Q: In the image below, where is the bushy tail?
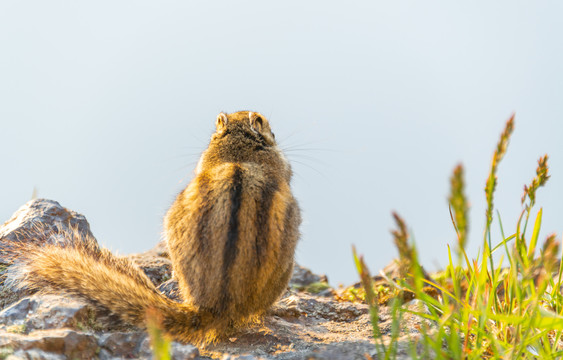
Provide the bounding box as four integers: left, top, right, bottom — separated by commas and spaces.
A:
6, 235, 220, 344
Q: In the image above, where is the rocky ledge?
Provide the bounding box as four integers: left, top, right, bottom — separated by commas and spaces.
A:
0, 200, 427, 360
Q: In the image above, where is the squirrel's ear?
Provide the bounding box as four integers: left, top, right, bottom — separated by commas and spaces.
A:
216, 113, 228, 132
249, 112, 264, 133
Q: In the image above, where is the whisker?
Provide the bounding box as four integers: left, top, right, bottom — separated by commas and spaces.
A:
282, 148, 338, 153
275, 118, 331, 145
276, 128, 302, 144
279, 138, 334, 151
161, 153, 202, 164
291, 170, 306, 183
178, 146, 206, 150
286, 154, 329, 167
290, 160, 328, 180
170, 164, 198, 186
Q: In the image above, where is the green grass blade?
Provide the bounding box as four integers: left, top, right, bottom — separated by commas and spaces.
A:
487, 308, 563, 331
492, 233, 516, 253
387, 298, 403, 360
496, 210, 516, 270
447, 244, 461, 300
146, 309, 171, 360
527, 208, 542, 261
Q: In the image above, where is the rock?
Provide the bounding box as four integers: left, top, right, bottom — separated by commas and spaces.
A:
127, 252, 173, 287
290, 264, 328, 288
221, 355, 261, 360
157, 278, 182, 302
0, 199, 96, 264
282, 342, 378, 360
272, 293, 368, 322
0, 285, 24, 318
170, 342, 199, 360
0, 295, 98, 332
0, 329, 98, 360
97, 331, 146, 359
288, 265, 335, 298
7, 349, 66, 360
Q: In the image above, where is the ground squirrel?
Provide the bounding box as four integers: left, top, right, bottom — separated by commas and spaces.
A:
7, 111, 301, 344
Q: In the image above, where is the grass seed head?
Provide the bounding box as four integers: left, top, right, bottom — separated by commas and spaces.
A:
485, 114, 515, 225
449, 164, 469, 255
522, 154, 550, 207
391, 212, 414, 278
540, 233, 559, 273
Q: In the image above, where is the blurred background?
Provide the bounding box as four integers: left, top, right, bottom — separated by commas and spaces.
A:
1, 1, 562, 286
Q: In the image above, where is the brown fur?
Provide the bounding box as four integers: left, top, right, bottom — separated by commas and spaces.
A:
7, 111, 301, 344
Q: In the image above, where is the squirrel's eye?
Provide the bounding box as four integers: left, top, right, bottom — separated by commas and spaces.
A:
272, 132, 276, 140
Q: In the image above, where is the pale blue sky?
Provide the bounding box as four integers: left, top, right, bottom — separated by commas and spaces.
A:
1, 1, 562, 285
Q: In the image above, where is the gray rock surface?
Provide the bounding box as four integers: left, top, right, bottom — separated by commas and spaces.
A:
0, 199, 96, 264
0, 199, 426, 359
0, 199, 94, 243
6, 349, 67, 360
0, 295, 96, 331
290, 264, 327, 287
0, 329, 99, 359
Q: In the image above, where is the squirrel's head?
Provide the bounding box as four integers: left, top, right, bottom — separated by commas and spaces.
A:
195, 111, 291, 179
213, 111, 276, 147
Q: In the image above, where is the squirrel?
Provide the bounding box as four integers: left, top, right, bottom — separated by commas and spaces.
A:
7, 111, 301, 344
